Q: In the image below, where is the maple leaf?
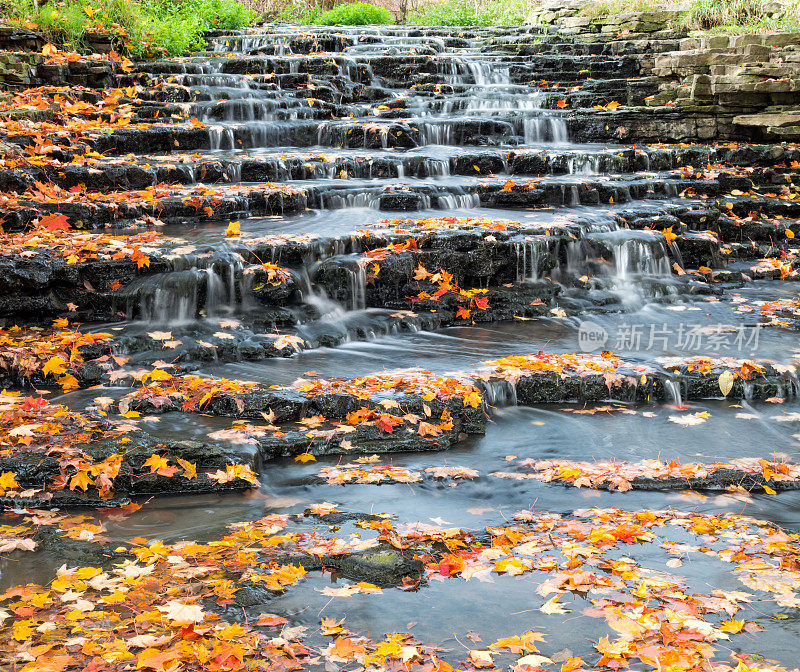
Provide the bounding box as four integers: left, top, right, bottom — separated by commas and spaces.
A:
518, 654, 554, 667
42, 355, 67, 377
719, 619, 745, 633
256, 614, 288, 627
539, 595, 570, 614
491, 631, 545, 654
69, 470, 94, 491
456, 306, 471, 320
557, 98, 568, 109
146, 368, 174, 382
295, 452, 316, 463
417, 421, 442, 437
39, 213, 70, 231
208, 464, 260, 486
661, 226, 678, 244
463, 390, 483, 408
136, 648, 180, 672
158, 600, 205, 625
413, 264, 431, 280
58, 373, 80, 391
147, 331, 173, 341
176, 458, 197, 479
469, 650, 494, 668
0, 472, 19, 494
226, 221, 241, 237
142, 454, 173, 476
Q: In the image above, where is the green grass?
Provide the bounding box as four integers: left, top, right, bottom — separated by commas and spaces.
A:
268, 0, 392, 23
312, 2, 393, 23
407, 0, 528, 26
2, 0, 258, 57
682, 0, 800, 33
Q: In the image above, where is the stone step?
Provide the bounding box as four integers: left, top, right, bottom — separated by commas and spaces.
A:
0, 205, 733, 331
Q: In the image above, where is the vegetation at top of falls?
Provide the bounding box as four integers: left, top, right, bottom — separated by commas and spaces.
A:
406, 0, 528, 25
2, 0, 258, 57
263, 0, 799, 31
303, 1, 394, 23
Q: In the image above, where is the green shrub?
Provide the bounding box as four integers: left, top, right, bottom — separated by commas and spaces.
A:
407, 0, 527, 26
315, 2, 393, 24
2, 0, 258, 57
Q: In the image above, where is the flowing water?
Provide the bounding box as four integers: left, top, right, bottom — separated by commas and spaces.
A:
5, 24, 800, 666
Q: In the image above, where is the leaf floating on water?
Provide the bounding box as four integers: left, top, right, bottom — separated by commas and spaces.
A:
539, 595, 570, 614
668, 411, 710, 427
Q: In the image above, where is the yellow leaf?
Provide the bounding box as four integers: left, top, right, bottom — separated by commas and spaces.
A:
463, 391, 482, 408
176, 458, 197, 480
69, 470, 94, 491
719, 370, 734, 397
0, 472, 19, 494
142, 454, 170, 474
720, 619, 745, 633
225, 221, 241, 237
661, 226, 678, 244
763, 485, 777, 495
42, 355, 67, 377
294, 452, 316, 463
58, 374, 80, 391
146, 369, 173, 382
786, 229, 795, 239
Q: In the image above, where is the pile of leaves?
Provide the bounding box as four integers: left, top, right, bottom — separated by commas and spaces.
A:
118, 373, 258, 415
658, 355, 766, 380
406, 265, 490, 320
1, 180, 306, 227
750, 254, 798, 281
0, 85, 139, 149
0, 321, 115, 388
0, 391, 137, 501
0, 224, 164, 268
0, 506, 467, 672
482, 351, 652, 380
0, 390, 259, 502
491, 457, 800, 493
370, 216, 529, 234
284, 368, 482, 407
317, 463, 422, 485
3, 497, 800, 670
417, 507, 800, 670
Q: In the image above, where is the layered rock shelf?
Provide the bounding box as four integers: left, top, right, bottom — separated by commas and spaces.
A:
0, 22, 798, 505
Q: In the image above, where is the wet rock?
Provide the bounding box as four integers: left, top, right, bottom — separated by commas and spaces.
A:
331, 543, 423, 587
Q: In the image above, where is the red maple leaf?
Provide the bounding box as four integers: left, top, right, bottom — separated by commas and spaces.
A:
38, 213, 70, 231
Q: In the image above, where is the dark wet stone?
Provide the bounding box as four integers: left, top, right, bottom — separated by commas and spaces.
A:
331, 543, 423, 587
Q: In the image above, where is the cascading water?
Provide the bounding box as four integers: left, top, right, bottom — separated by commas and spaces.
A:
118, 252, 249, 324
